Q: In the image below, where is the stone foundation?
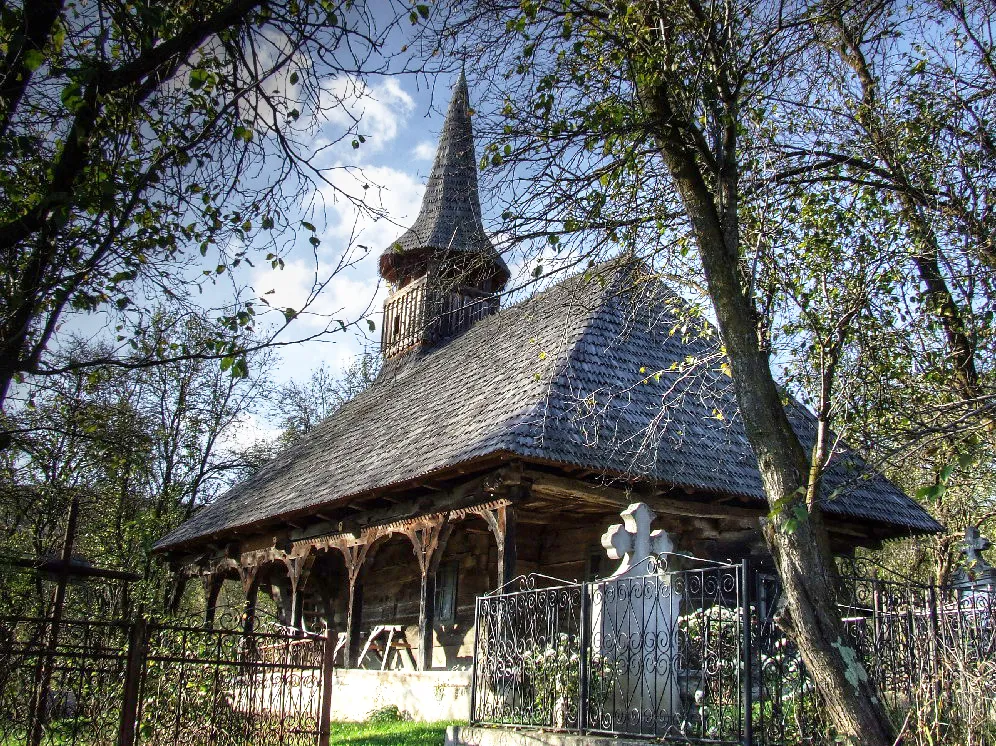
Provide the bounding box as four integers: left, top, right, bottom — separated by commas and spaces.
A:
446, 725, 656, 746
327, 669, 470, 722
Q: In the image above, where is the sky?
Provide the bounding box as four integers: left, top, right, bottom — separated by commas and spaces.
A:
250, 74, 447, 379
236, 65, 558, 391
217, 71, 545, 448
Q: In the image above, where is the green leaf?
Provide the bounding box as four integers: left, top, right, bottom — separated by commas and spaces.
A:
289, 71, 299, 85
367, 319, 376, 332
60, 82, 84, 112
189, 68, 209, 90
24, 49, 45, 72
283, 308, 297, 322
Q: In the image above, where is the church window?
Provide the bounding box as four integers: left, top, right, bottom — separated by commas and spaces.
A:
435, 560, 459, 623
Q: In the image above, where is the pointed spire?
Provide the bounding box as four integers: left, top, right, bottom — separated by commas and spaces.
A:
379, 73, 509, 290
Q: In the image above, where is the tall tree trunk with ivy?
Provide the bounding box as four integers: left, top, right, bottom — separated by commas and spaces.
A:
636, 70, 896, 744
444, 0, 902, 741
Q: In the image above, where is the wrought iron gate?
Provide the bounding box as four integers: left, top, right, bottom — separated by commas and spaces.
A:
470, 555, 996, 745
470, 556, 750, 743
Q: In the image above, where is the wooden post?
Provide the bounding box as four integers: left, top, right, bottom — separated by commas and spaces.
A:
498, 505, 517, 590
242, 578, 259, 637
203, 575, 222, 629
166, 573, 189, 614
345, 580, 363, 668
318, 626, 336, 746
474, 503, 517, 591
418, 569, 436, 671
405, 518, 452, 671
117, 616, 148, 746
332, 534, 382, 669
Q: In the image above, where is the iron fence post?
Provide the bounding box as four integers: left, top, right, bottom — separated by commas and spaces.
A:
927, 584, 943, 709
469, 596, 480, 724
741, 559, 753, 746
118, 615, 148, 746
318, 628, 335, 746
578, 580, 590, 735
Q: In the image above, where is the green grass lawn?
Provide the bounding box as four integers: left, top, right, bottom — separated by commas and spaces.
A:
326, 720, 461, 745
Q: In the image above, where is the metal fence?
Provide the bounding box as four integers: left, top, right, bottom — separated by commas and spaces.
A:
471, 555, 996, 745
0, 613, 333, 746
471, 557, 750, 743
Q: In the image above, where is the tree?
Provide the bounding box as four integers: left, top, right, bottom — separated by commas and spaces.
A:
775, 1, 994, 419
768, 1, 996, 587
0, 0, 422, 422
434, 0, 945, 741
271, 348, 380, 445
0, 317, 274, 616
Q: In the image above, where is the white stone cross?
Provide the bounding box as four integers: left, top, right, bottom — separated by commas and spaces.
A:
600, 503, 674, 577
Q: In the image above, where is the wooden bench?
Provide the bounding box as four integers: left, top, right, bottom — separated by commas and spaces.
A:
358, 625, 417, 670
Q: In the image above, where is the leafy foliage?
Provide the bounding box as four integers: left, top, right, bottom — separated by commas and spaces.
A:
0, 0, 417, 417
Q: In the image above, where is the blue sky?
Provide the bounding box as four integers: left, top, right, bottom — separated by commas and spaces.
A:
242, 69, 550, 385
249, 73, 439, 378
223, 71, 542, 445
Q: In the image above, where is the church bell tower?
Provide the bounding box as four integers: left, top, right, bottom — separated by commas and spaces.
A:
379, 73, 509, 359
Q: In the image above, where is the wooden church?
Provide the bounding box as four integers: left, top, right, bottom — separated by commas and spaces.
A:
154, 74, 941, 678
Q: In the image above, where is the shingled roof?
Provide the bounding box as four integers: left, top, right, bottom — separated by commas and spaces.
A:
156, 263, 941, 552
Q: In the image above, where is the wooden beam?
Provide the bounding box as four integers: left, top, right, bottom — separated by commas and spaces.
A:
289, 470, 508, 543
525, 471, 763, 520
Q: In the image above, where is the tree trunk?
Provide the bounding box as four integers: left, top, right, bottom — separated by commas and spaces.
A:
641, 79, 897, 745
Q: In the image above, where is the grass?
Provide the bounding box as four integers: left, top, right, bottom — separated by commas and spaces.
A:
326, 720, 462, 745
0, 720, 464, 746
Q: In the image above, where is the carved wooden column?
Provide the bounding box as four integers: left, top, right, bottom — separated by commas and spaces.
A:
239, 566, 260, 636
335, 536, 379, 668
404, 518, 454, 671
270, 575, 293, 627
345, 580, 363, 667
203, 574, 224, 629
475, 503, 517, 590
166, 572, 189, 614
284, 554, 315, 633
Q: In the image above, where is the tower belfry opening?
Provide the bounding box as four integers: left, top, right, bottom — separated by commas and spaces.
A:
379, 73, 509, 359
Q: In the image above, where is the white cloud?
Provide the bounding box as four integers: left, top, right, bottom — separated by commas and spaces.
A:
250, 164, 424, 337
315, 76, 414, 155
250, 254, 382, 332
412, 140, 436, 160
317, 164, 424, 252
218, 412, 282, 453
